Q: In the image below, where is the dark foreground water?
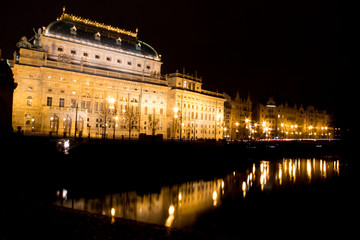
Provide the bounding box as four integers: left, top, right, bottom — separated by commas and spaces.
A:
1, 137, 357, 238
55, 156, 354, 236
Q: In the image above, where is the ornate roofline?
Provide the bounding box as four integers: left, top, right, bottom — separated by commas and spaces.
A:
58, 10, 138, 39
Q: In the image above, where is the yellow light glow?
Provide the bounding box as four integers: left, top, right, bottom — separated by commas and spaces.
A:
59, 12, 138, 38
168, 205, 175, 215
212, 191, 217, 201
111, 208, 115, 217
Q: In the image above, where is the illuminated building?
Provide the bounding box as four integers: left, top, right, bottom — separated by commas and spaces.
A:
256, 98, 331, 139
167, 71, 226, 140
10, 10, 225, 139
224, 92, 252, 140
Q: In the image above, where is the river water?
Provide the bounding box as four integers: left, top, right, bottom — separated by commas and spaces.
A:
55, 156, 351, 234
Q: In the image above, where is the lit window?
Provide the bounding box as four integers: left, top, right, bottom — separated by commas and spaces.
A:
95, 32, 101, 41
71, 26, 77, 35
183, 81, 187, 89
116, 37, 122, 45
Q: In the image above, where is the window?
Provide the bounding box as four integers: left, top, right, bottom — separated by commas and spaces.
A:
146, 65, 151, 70
83, 52, 88, 57
127, 61, 132, 65
47, 97, 52, 106
95, 32, 101, 41
71, 99, 77, 108
137, 63, 141, 68
116, 37, 122, 45
117, 59, 122, 63
57, 47, 63, 52
59, 98, 65, 107
71, 50, 76, 55
94, 102, 98, 112
183, 81, 187, 89
27, 96, 32, 106
106, 57, 111, 61
95, 55, 100, 59
71, 26, 77, 35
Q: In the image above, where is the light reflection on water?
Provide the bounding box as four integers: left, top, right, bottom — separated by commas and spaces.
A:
56, 158, 341, 228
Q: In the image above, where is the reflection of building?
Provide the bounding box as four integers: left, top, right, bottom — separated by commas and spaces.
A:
256, 98, 331, 139
60, 178, 223, 228
10, 10, 225, 139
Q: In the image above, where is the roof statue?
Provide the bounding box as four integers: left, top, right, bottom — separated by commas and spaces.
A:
16, 28, 43, 49
16, 36, 32, 48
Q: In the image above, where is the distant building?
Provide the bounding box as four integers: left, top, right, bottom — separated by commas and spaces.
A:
10, 10, 225, 139
256, 97, 331, 139
224, 92, 252, 140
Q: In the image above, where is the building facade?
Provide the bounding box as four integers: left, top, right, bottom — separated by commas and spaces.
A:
256, 98, 331, 139
167, 71, 226, 140
224, 92, 252, 140
10, 11, 225, 140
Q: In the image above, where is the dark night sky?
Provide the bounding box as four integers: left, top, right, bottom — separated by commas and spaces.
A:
0, 0, 356, 129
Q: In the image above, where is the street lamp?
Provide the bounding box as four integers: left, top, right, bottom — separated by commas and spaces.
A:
308, 125, 313, 139
113, 116, 118, 139
234, 122, 239, 141
173, 107, 179, 140
103, 96, 115, 139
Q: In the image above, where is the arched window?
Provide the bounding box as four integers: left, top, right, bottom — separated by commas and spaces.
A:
77, 117, 84, 134
63, 116, 71, 135
50, 115, 59, 134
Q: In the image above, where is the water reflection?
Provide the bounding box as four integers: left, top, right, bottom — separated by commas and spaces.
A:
56, 158, 341, 228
